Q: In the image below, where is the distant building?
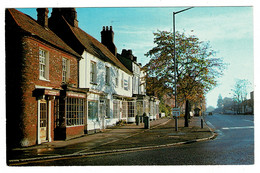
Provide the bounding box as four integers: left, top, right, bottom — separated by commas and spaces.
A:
117, 49, 158, 121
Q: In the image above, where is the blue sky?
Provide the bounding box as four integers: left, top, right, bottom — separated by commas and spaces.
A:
16, 6, 254, 108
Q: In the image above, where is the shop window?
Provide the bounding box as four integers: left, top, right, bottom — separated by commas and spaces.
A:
88, 100, 98, 121
128, 101, 136, 117
106, 99, 110, 118
122, 101, 127, 118
137, 101, 143, 116
113, 100, 120, 118
66, 97, 84, 126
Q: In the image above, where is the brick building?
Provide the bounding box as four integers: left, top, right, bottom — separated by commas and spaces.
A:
6, 8, 86, 147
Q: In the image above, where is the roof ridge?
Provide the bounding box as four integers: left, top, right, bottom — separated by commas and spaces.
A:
8, 8, 81, 58
66, 23, 132, 74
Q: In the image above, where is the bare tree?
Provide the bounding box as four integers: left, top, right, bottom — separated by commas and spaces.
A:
231, 79, 251, 114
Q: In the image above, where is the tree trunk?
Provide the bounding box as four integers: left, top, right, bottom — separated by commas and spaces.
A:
184, 100, 189, 127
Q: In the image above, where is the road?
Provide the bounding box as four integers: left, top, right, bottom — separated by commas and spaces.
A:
15, 114, 254, 165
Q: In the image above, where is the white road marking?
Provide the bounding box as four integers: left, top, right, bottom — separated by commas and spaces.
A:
243, 119, 254, 122
222, 126, 254, 130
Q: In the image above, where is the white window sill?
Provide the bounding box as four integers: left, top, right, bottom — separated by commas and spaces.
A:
39, 77, 50, 82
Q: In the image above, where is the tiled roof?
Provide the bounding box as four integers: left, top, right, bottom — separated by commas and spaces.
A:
7, 8, 81, 58
63, 18, 132, 74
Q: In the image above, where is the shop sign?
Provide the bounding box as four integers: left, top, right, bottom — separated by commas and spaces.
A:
67, 92, 86, 98
44, 89, 60, 96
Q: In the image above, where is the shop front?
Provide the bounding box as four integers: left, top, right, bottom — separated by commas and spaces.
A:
33, 88, 60, 144
55, 88, 87, 140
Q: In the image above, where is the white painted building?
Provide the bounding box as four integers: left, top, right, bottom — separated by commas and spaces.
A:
49, 9, 135, 133
79, 50, 133, 132
49, 8, 160, 135
117, 49, 160, 121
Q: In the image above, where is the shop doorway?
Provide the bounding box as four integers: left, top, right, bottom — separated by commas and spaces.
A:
39, 100, 48, 142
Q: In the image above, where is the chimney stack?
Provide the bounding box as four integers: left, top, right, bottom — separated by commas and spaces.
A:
121, 49, 137, 62
101, 26, 117, 56
50, 8, 78, 27
37, 8, 49, 28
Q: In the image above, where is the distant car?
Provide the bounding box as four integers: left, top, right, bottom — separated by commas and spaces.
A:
208, 112, 213, 115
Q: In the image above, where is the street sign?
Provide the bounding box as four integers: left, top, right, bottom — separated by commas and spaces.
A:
172, 108, 180, 117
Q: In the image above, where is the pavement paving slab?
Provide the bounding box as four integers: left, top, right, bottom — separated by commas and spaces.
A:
7, 116, 215, 164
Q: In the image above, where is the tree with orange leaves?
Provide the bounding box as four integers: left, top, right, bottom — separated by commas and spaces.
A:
144, 30, 226, 125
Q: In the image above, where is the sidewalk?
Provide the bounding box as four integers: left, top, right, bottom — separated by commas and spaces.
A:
8, 117, 216, 164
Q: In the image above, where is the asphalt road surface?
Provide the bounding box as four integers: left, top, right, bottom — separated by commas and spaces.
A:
18, 114, 254, 165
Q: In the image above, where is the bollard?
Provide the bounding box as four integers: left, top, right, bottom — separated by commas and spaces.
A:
142, 112, 147, 123
201, 118, 204, 128
175, 116, 178, 131
144, 115, 150, 129
136, 115, 139, 125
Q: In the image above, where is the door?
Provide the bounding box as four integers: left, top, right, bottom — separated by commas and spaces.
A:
40, 100, 48, 142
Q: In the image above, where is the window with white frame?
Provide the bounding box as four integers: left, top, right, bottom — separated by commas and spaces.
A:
106, 99, 110, 118
115, 69, 119, 87
40, 100, 47, 127
121, 73, 124, 88
62, 58, 70, 82
39, 49, 49, 80
122, 101, 128, 118
88, 100, 98, 121
90, 61, 97, 84
113, 100, 120, 118
66, 97, 84, 126
105, 66, 110, 85
128, 76, 131, 91
128, 101, 136, 117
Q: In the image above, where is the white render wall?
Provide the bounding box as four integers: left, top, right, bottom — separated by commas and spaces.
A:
79, 51, 132, 97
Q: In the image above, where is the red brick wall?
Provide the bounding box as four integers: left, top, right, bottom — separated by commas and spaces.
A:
65, 126, 85, 140
20, 36, 79, 146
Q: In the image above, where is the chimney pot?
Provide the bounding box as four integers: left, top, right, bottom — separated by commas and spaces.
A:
101, 26, 117, 56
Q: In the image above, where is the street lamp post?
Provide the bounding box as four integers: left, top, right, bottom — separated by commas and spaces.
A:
173, 7, 193, 131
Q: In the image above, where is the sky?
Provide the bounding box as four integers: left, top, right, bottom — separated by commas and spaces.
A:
10, 2, 255, 108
